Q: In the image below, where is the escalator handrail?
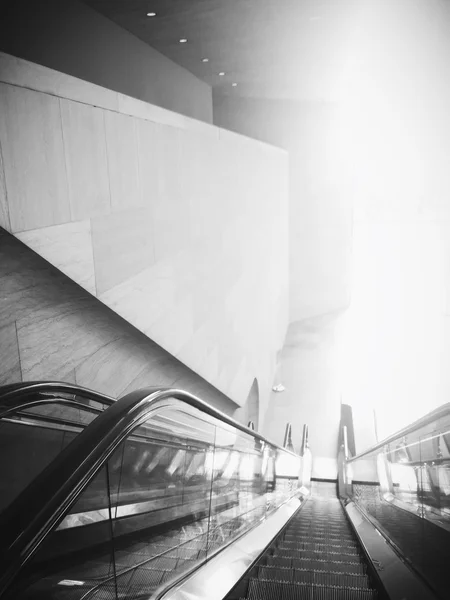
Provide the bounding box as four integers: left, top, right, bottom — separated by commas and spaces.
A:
0, 381, 115, 409
346, 401, 450, 463
0, 385, 299, 597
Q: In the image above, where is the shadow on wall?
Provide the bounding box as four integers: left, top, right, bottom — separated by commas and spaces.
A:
0, 228, 237, 414
233, 378, 259, 430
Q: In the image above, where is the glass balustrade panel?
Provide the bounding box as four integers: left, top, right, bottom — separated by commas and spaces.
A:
8, 398, 301, 600
0, 394, 107, 514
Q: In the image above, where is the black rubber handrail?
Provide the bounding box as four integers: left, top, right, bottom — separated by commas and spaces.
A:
347, 402, 450, 463
0, 381, 115, 409
0, 385, 299, 598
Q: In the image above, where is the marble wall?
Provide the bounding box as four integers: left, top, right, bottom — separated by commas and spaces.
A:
0, 228, 237, 415
0, 52, 289, 424
213, 95, 353, 324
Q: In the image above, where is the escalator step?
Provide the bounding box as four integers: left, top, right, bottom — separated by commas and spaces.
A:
310, 587, 378, 600
278, 550, 361, 562
327, 550, 361, 561
289, 558, 328, 570
285, 529, 354, 539
294, 511, 343, 515
291, 558, 366, 574
292, 570, 314, 584
279, 542, 359, 553
288, 529, 351, 539
277, 550, 320, 560
289, 525, 350, 533
284, 531, 354, 540
266, 556, 292, 568
259, 566, 293, 582
275, 550, 363, 563
274, 548, 363, 563
293, 570, 370, 589
291, 537, 356, 546
247, 579, 312, 600
247, 579, 378, 600
296, 512, 343, 516
295, 510, 343, 515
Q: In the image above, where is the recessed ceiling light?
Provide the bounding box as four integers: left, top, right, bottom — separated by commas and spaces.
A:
219, 72, 225, 76
202, 58, 209, 63
232, 83, 238, 87
146, 12, 156, 17
179, 38, 188, 43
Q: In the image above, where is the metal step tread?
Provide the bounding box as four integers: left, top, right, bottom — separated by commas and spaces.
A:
288, 525, 352, 533
284, 530, 355, 538
265, 556, 367, 574
274, 550, 365, 563
258, 566, 371, 587
247, 578, 378, 599
276, 550, 361, 560
284, 525, 354, 532
279, 541, 360, 552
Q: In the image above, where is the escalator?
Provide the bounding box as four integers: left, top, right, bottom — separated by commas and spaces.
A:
1, 382, 448, 600
0, 382, 302, 600
226, 481, 379, 600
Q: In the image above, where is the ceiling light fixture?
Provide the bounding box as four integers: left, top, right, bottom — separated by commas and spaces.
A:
202, 58, 209, 63
179, 38, 188, 43
272, 384, 285, 392
232, 82, 237, 87
219, 72, 225, 76
146, 12, 156, 17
